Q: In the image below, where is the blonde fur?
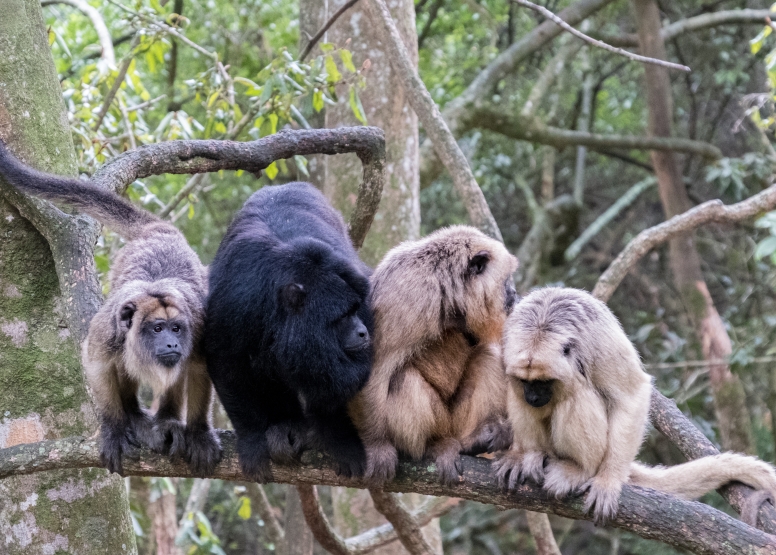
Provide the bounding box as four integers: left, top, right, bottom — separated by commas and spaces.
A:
497, 287, 776, 522
351, 226, 519, 484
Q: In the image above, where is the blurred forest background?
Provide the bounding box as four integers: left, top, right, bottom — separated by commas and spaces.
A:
32, 0, 776, 553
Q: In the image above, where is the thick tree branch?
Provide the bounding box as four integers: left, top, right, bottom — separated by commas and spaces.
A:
42, 0, 116, 65
365, 0, 502, 241
525, 510, 562, 555
601, 9, 773, 48
89, 127, 385, 249
511, 0, 690, 72
2, 432, 776, 555
244, 482, 286, 545
650, 391, 776, 535
592, 182, 776, 302
298, 485, 352, 555
369, 490, 435, 555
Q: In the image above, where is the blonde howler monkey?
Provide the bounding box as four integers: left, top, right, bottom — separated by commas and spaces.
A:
497, 287, 776, 522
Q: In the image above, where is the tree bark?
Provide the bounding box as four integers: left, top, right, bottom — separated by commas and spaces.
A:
282, 488, 314, 555
631, 0, 754, 454
0, 1, 136, 553
149, 481, 183, 555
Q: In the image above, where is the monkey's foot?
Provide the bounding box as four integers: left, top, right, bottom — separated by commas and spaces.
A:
365, 442, 398, 485
149, 417, 186, 459
328, 439, 367, 479
493, 450, 545, 489
428, 438, 463, 486
543, 458, 590, 499
461, 417, 513, 455
237, 435, 273, 483
100, 420, 140, 476
266, 421, 306, 465
583, 476, 622, 524
185, 426, 222, 477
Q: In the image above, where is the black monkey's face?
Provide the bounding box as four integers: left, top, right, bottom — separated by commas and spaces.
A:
143, 318, 187, 367
335, 309, 370, 353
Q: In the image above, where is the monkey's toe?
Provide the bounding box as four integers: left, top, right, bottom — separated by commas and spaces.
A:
436, 456, 463, 486
267, 422, 305, 465
365, 443, 398, 485
584, 479, 621, 524
150, 418, 186, 459
186, 427, 222, 477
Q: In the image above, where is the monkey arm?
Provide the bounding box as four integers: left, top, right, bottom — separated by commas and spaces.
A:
584, 379, 652, 522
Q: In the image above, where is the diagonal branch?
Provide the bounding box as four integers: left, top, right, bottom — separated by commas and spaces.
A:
510, 0, 690, 72
2, 433, 776, 555
368, 490, 436, 555
244, 482, 285, 545
592, 182, 776, 302
299, 0, 363, 61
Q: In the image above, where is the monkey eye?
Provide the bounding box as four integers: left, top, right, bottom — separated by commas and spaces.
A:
171, 325, 180, 333
562, 343, 572, 356
153, 325, 163, 333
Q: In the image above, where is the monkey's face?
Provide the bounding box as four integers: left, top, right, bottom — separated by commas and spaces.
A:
120, 291, 194, 386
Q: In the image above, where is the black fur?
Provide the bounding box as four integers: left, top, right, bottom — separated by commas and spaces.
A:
205, 182, 373, 481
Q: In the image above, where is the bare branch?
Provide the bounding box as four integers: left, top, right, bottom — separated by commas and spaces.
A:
42, 0, 116, 65
592, 183, 776, 302
525, 511, 562, 555
472, 108, 722, 159
297, 485, 352, 555
365, 0, 502, 241
179, 478, 212, 526
601, 9, 773, 48
244, 482, 286, 545
510, 0, 689, 72
2, 433, 776, 554
565, 176, 657, 261
87, 127, 385, 249
369, 491, 436, 555
299, 0, 363, 61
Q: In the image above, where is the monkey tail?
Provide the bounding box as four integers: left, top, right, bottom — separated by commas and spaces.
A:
629, 453, 776, 500
0, 141, 158, 240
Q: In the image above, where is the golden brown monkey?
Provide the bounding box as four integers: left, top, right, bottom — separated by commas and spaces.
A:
497, 287, 776, 522
0, 141, 221, 476
351, 226, 519, 484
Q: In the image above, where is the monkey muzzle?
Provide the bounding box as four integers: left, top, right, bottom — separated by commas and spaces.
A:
522, 379, 554, 408
154, 329, 183, 367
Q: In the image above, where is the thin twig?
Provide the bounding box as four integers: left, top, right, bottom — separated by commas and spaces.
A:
643, 356, 776, 371
525, 511, 562, 555
42, 0, 116, 65
593, 182, 776, 302
126, 94, 167, 112
510, 0, 691, 72
93, 34, 140, 131
299, 0, 363, 61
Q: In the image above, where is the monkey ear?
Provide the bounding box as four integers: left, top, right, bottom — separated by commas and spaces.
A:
119, 302, 136, 330
468, 251, 491, 276
281, 283, 306, 312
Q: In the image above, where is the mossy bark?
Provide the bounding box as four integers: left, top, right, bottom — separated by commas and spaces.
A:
0, 1, 136, 552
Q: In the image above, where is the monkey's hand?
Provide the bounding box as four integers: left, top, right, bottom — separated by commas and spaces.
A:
185, 426, 222, 477
100, 419, 141, 476
493, 450, 545, 489
543, 458, 590, 499
328, 440, 367, 479
583, 476, 622, 524
266, 421, 306, 465
149, 417, 186, 460
365, 442, 398, 485
428, 438, 464, 486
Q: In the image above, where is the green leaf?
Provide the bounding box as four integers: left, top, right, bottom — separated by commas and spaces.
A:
755, 236, 776, 260
319, 42, 335, 53
750, 26, 772, 54
265, 161, 279, 180
349, 85, 367, 124
268, 112, 278, 135
325, 55, 342, 83
294, 155, 309, 177
238, 497, 251, 520
207, 92, 220, 108
339, 49, 356, 72
313, 89, 324, 113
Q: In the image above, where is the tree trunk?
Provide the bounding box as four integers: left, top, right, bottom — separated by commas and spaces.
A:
313, 0, 420, 265
281, 488, 314, 555
632, 0, 754, 453
149, 481, 182, 555
0, 1, 137, 553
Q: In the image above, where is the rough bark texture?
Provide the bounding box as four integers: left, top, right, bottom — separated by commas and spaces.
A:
313, 0, 420, 265
282, 488, 314, 555
4, 434, 776, 555
632, 0, 754, 455
149, 482, 183, 555
0, 1, 136, 553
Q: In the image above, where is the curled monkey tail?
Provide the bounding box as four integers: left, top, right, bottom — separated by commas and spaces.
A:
0, 140, 157, 240
629, 453, 776, 500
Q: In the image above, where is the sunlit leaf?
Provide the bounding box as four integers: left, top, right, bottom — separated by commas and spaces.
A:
313, 89, 324, 112
265, 161, 279, 179
339, 49, 356, 72
325, 55, 342, 83
349, 85, 367, 124
237, 497, 251, 520
319, 42, 335, 53
755, 236, 776, 260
